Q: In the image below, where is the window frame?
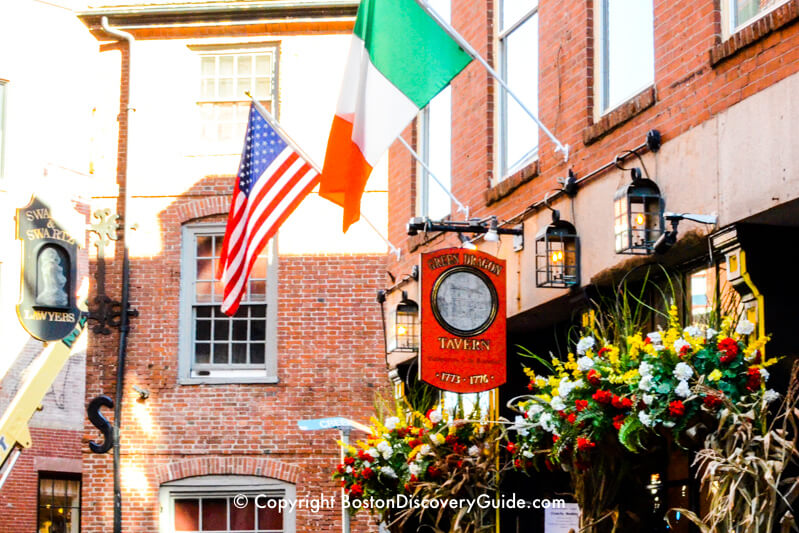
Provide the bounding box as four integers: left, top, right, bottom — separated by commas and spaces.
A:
159, 475, 295, 533
190, 43, 280, 154
37, 473, 81, 533
178, 223, 278, 385
593, 0, 655, 117
497, 0, 540, 179
0, 80, 7, 181
724, 0, 790, 37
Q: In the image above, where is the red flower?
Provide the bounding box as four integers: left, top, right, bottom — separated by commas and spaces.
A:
513, 458, 522, 468
718, 338, 739, 363
586, 369, 601, 386
408, 438, 422, 448
598, 347, 611, 358
344, 456, 355, 466
336, 464, 346, 474
566, 413, 577, 425
427, 465, 442, 478
612, 414, 626, 430
506, 442, 517, 454
703, 393, 723, 409
527, 381, 535, 391
592, 390, 612, 404
349, 483, 363, 497
668, 400, 686, 417
445, 434, 459, 445
746, 367, 762, 391
679, 345, 691, 358
457, 460, 464, 468
357, 449, 374, 462
751, 350, 762, 364
576, 437, 595, 453
452, 443, 467, 455
552, 435, 559, 444
544, 458, 556, 471
644, 337, 652, 345
361, 467, 374, 480
575, 399, 588, 412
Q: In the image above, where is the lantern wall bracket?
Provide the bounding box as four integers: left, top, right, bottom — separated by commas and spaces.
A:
654, 212, 719, 254
407, 216, 523, 238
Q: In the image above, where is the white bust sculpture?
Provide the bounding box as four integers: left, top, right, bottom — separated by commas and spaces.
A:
38, 247, 68, 307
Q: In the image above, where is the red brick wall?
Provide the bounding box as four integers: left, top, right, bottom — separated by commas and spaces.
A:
0, 428, 83, 532
386, 0, 799, 276
83, 220, 387, 532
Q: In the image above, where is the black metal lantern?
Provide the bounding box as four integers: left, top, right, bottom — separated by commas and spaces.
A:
394, 292, 419, 352
614, 169, 664, 255
535, 212, 580, 288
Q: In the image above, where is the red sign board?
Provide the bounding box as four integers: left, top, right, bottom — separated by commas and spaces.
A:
420, 248, 506, 393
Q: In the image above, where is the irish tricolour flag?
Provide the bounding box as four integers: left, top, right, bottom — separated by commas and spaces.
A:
320, 0, 472, 231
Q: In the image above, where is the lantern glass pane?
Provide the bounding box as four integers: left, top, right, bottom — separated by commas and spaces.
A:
395, 305, 419, 351
614, 196, 629, 252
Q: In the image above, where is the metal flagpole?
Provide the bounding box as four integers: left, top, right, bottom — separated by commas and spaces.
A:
413, 0, 570, 162
396, 136, 470, 220
245, 93, 402, 259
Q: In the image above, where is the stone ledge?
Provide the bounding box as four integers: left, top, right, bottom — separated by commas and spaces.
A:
710, 1, 799, 66
583, 86, 657, 146
485, 160, 539, 206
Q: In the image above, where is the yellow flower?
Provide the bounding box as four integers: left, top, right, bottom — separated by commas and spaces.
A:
535, 377, 548, 388
536, 394, 552, 403
708, 369, 723, 381
622, 369, 640, 384
431, 433, 445, 445
523, 367, 536, 379
548, 376, 560, 388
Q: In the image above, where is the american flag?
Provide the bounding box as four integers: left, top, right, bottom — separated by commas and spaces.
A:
218, 103, 319, 315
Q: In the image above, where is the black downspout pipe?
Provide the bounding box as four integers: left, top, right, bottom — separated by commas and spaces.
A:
100, 16, 134, 533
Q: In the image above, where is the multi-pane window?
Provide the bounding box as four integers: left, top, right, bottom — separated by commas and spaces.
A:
180, 225, 277, 382
38, 475, 80, 533
173, 495, 284, 532
418, 0, 452, 221
498, 0, 539, 177
729, 0, 788, 32
596, 0, 655, 113
197, 48, 277, 148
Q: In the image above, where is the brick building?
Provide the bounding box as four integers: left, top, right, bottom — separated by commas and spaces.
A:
380, 0, 799, 530
72, 1, 390, 532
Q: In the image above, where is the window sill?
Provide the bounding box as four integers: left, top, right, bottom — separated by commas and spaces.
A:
710, 1, 799, 66
180, 376, 279, 386
583, 86, 657, 146
485, 160, 539, 206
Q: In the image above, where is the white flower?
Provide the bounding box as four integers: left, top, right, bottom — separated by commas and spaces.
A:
706, 327, 718, 340
408, 462, 422, 476
761, 368, 770, 382
638, 411, 654, 427
419, 444, 432, 456
642, 393, 655, 406
559, 378, 576, 398
526, 403, 544, 418
468, 445, 480, 457
639, 361, 653, 378
366, 448, 378, 459
522, 450, 534, 458
511, 415, 530, 436
550, 396, 566, 411
362, 461, 371, 468
576, 336, 596, 355
675, 380, 691, 398
673, 338, 691, 354
345, 466, 353, 473
538, 412, 556, 433
384, 416, 400, 430
381, 466, 397, 478
662, 421, 676, 428
646, 331, 662, 345
673, 362, 694, 381
653, 344, 665, 352
577, 356, 594, 372
764, 389, 780, 404
428, 410, 443, 424
684, 325, 702, 338
377, 441, 393, 460
735, 319, 755, 336
638, 375, 654, 391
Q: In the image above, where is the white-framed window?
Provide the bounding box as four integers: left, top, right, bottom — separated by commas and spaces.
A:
498, 0, 539, 178
193, 45, 278, 152
442, 391, 491, 420
159, 475, 295, 533
726, 0, 789, 35
417, 0, 452, 221
179, 224, 278, 384
595, 0, 655, 114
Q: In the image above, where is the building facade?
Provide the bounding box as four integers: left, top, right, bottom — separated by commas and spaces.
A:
383, 0, 799, 530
